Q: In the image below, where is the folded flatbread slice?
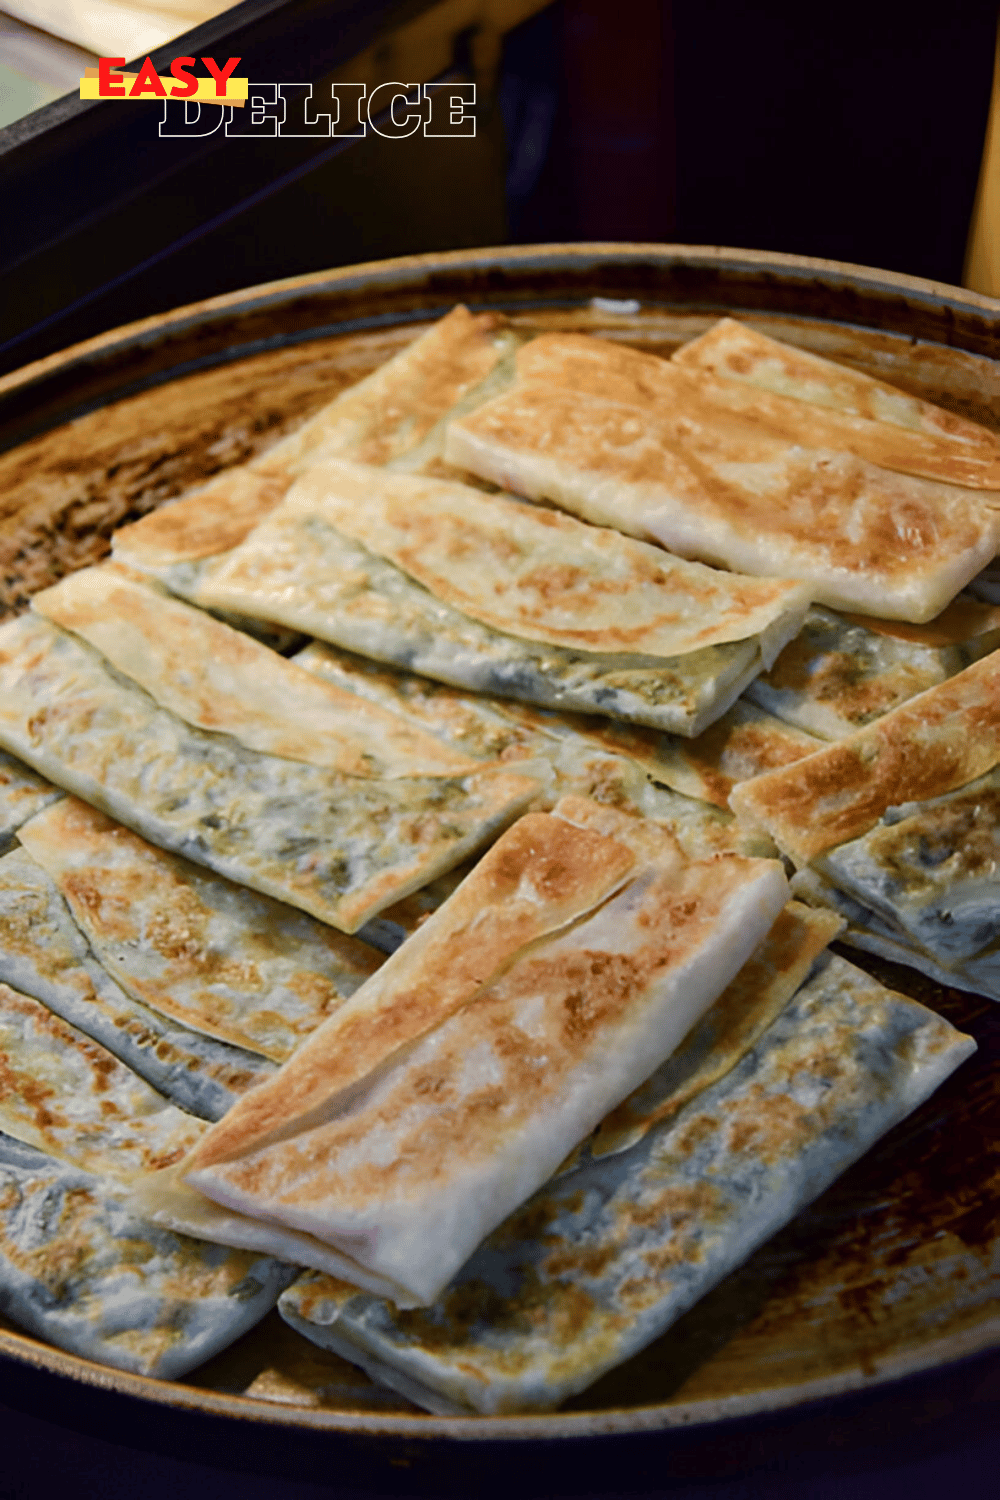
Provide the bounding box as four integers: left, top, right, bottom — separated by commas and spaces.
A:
17, 798, 383, 1063
729, 649, 1000, 865
293, 640, 774, 850
0, 1132, 295, 1380
193, 464, 809, 736
790, 868, 1000, 1003
747, 601, 1000, 740
445, 334, 1000, 621
176, 809, 642, 1169
170, 807, 787, 1306
673, 318, 1000, 468
0, 611, 536, 933
32, 565, 481, 780
0, 845, 274, 1120
277, 952, 974, 1415
281, 462, 811, 660
0, 747, 61, 856
250, 305, 521, 480
809, 766, 1000, 967
0, 982, 206, 1180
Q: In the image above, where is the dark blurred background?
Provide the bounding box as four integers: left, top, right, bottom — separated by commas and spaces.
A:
1, 0, 997, 375
506, 0, 996, 285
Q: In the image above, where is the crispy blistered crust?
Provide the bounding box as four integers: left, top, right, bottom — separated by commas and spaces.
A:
588, 900, 843, 1158
448, 335, 1000, 621
673, 319, 1000, 465
250, 306, 514, 478
275, 460, 811, 659
182, 810, 638, 1171
524, 332, 1000, 490
32, 565, 479, 779
729, 649, 1000, 863
112, 469, 292, 568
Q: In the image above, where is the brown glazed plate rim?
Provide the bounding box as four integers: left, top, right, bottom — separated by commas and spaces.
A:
3, 1314, 1000, 1441
2, 242, 1000, 1442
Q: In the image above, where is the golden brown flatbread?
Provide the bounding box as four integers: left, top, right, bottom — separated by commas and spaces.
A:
445, 333, 1000, 620
729, 649, 1000, 863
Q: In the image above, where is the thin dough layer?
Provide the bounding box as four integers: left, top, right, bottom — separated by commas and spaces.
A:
0, 611, 537, 933
729, 649, 1000, 865
446, 333, 1000, 621
278, 953, 974, 1414
17, 798, 383, 1063
169, 805, 788, 1306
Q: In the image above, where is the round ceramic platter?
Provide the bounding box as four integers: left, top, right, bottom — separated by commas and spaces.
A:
1, 243, 1000, 1448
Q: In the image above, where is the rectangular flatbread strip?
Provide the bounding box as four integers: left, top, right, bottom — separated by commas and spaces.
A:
131, 810, 648, 1309
746, 601, 1000, 741
178, 810, 643, 1170
0, 845, 274, 1120
0, 982, 206, 1181
0, 611, 536, 933
790, 868, 1000, 1003
729, 648, 1000, 865
277, 953, 974, 1415
672, 318, 1000, 466
31, 564, 482, 781
193, 474, 800, 738
249, 305, 521, 479
18, 798, 384, 1063
812, 767, 1000, 967
293, 640, 773, 850
445, 334, 1000, 621
0, 1132, 295, 1381
274, 462, 813, 661
180, 811, 788, 1306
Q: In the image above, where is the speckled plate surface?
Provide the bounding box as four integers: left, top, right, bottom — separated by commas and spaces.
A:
1, 244, 1000, 1448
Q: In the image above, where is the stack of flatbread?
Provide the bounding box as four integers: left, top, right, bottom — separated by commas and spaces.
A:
0, 792, 389, 1375
0, 304, 991, 1408
133, 801, 790, 1306
445, 319, 1000, 620
279, 931, 973, 1414
732, 650, 1000, 1001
